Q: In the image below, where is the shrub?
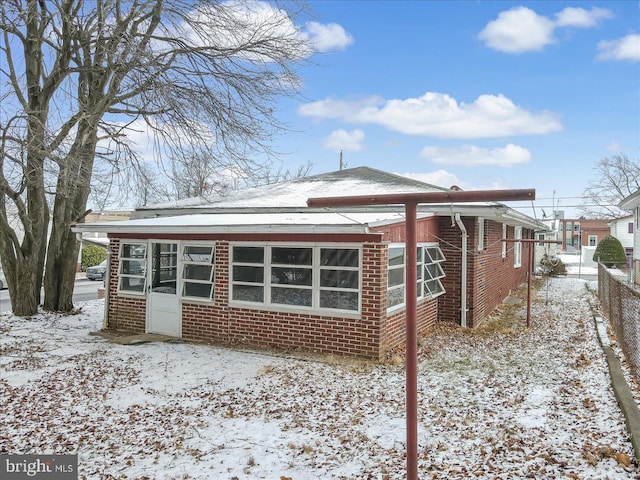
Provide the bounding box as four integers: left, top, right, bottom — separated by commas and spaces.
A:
81, 245, 107, 271
592, 235, 627, 268
539, 254, 567, 276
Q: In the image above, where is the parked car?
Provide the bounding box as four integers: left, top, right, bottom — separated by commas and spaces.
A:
86, 260, 108, 281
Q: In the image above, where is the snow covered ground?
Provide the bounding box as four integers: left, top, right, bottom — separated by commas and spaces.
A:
0, 277, 637, 479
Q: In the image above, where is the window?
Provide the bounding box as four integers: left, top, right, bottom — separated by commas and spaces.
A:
422, 246, 446, 298
232, 246, 265, 303
502, 224, 507, 258
629, 222, 634, 234
574, 223, 580, 233
588, 235, 597, 247
386, 243, 446, 312
477, 217, 485, 251
387, 246, 405, 308
182, 244, 215, 300
319, 248, 360, 311
119, 242, 147, 293
514, 227, 522, 268
150, 243, 178, 294
230, 245, 360, 313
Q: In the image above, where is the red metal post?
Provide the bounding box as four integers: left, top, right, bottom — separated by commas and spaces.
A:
405, 201, 418, 480
527, 243, 533, 328
308, 188, 537, 480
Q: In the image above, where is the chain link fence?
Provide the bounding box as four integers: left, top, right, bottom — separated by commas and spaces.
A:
598, 263, 640, 382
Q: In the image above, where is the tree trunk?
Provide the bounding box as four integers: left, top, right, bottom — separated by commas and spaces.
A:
43, 123, 97, 312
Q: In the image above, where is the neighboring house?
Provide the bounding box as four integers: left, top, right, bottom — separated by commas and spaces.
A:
608, 215, 635, 258
559, 218, 609, 250
619, 190, 640, 285
72, 167, 546, 358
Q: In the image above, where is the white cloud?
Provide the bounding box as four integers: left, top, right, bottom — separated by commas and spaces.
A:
157, 1, 352, 61
554, 7, 613, 28
419, 143, 532, 167
322, 129, 365, 152
304, 22, 354, 53
597, 34, 640, 62
478, 7, 555, 53
299, 92, 562, 139
478, 6, 613, 53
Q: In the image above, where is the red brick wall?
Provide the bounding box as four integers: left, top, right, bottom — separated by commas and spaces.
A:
438, 217, 531, 328
105, 234, 441, 358
182, 242, 387, 357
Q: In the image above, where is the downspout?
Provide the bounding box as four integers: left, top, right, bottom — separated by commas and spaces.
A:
454, 214, 468, 328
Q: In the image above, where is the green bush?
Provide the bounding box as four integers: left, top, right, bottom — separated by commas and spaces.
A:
81, 245, 107, 271
592, 235, 627, 268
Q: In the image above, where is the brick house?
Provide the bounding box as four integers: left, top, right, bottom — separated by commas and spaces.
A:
559, 218, 610, 250
73, 167, 544, 358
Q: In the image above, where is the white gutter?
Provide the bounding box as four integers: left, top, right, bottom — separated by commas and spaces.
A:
454, 213, 468, 328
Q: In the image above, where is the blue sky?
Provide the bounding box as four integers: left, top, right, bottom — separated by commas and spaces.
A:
273, 1, 639, 219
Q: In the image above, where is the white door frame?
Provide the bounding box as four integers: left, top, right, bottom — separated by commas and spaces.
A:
146, 240, 181, 337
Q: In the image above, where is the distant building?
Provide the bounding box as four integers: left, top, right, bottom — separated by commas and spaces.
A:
559, 218, 609, 251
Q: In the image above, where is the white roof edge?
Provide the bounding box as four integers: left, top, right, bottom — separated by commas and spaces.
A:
620, 190, 640, 209
71, 224, 373, 235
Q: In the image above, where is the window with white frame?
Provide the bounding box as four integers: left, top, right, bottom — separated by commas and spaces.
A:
502, 223, 507, 258
477, 218, 488, 251
477, 217, 484, 250
230, 245, 360, 312
119, 242, 147, 293
422, 246, 446, 298
514, 227, 522, 267
386, 243, 446, 311
588, 235, 597, 247
387, 246, 405, 308
182, 244, 215, 300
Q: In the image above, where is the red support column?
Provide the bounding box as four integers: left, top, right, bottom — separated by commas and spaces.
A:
405, 201, 418, 480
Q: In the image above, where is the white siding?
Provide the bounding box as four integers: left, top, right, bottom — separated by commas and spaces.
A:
611, 216, 634, 250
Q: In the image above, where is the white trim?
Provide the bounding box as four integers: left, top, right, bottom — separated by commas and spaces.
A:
478, 217, 485, 251
514, 227, 523, 268
501, 223, 507, 258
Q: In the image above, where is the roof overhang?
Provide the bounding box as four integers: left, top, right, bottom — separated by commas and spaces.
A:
619, 190, 640, 210
72, 211, 435, 236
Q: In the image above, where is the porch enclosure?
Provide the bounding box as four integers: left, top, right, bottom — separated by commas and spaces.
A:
104, 225, 443, 358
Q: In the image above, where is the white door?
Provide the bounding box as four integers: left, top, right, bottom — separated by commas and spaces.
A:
147, 241, 181, 336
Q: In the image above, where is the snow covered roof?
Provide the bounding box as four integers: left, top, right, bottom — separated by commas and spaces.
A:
134, 166, 449, 216
72, 211, 431, 235
73, 166, 547, 234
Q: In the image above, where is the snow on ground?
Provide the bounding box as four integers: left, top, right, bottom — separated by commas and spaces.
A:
0, 277, 637, 479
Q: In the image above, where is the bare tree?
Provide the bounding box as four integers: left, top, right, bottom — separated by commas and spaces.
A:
581, 154, 640, 219
0, 0, 312, 315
